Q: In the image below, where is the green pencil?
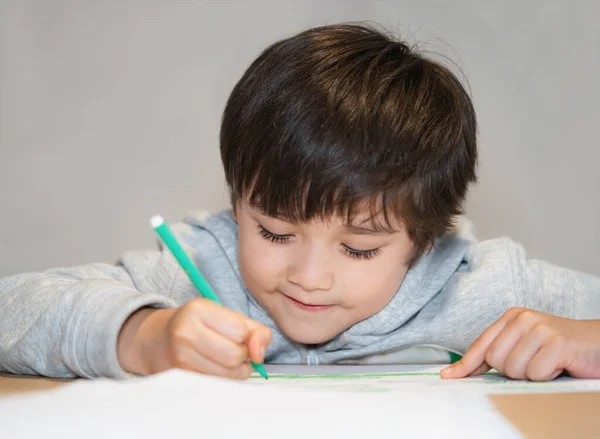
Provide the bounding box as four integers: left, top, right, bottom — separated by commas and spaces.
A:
150, 215, 268, 380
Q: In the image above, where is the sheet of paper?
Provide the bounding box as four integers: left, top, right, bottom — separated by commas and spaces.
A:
259, 364, 600, 395
0, 367, 521, 439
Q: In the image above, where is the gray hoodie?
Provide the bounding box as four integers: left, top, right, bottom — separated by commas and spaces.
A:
1, 210, 599, 378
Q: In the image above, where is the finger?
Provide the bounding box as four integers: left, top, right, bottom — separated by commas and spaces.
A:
484, 314, 539, 376
189, 322, 249, 369
238, 316, 273, 363
442, 317, 512, 379
503, 323, 550, 379
240, 314, 273, 346
172, 344, 252, 380
189, 298, 249, 343
247, 330, 268, 364
524, 334, 566, 381
467, 363, 492, 377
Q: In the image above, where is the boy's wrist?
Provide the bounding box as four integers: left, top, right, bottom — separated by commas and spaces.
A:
117, 307, 166, 375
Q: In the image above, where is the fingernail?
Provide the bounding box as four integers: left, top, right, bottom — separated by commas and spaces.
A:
441, 366, 453, 376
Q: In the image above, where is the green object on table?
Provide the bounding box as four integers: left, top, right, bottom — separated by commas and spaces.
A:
150, 215, 268, 380
449, 352, 463, 364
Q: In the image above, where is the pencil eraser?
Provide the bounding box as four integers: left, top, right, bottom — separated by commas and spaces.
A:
150, 215, 165, 229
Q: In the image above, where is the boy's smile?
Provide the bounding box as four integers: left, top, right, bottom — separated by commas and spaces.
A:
233, 199, 414, 345
281, 293, 335, 311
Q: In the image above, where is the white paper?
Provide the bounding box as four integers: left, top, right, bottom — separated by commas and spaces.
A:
0, 366, 522, 439
260, 364, 600, 394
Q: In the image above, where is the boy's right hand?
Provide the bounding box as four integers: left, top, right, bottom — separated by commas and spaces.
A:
117, 298, 272, 379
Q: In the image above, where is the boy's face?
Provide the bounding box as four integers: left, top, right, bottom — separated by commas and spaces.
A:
234, 199, 413, 345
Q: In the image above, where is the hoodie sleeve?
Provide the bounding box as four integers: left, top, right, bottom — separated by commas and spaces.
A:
0, 223, 203, 379
505, 239, 600, 319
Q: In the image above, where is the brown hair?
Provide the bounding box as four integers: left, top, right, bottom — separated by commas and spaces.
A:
220, 23, 478, 265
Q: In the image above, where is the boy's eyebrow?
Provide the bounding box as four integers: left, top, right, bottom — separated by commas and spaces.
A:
251, 206, 292, 221
344, 224, 398, 235
250, 205, 399, 234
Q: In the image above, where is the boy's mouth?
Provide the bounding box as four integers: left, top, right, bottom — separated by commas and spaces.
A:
283, 294, 335, 312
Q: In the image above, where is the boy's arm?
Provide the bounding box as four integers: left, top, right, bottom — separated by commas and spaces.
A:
0, 229, 196, 378
508, 239, 600, 319
442, 239, 600, 380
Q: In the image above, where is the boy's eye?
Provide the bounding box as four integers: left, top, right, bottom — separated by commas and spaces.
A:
258, 224, 291, 243
257, 224, 380, 260
342, 245, 381, 260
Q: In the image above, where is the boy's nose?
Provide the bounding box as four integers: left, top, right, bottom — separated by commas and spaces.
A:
286, 246, 334, 292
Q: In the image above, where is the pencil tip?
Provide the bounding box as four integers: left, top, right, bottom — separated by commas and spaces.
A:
257, 365, 269, 380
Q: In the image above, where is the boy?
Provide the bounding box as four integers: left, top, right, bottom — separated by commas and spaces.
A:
1, 24, 599, 382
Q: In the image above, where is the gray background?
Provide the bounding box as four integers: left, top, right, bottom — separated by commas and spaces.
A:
1, 0, 598, 277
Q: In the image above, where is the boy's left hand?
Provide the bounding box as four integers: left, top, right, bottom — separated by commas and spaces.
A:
441, 308, 600, 381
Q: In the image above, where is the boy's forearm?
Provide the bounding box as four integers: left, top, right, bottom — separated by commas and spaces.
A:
117, 308, 171, 376
0, 270, 175, 378
0, 224, 204, 378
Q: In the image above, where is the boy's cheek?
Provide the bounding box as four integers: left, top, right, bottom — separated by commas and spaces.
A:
238, 238, 284, 292
339, 255, 407, 300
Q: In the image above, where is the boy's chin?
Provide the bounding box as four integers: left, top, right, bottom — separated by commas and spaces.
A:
277, 320, 343, 345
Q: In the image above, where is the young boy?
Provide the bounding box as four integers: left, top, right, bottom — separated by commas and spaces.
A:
1, 24, 599, 382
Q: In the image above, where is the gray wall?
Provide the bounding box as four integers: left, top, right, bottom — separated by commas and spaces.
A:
1, 0, 598, 277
